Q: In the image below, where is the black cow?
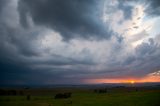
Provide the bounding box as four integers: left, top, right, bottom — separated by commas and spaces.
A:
94, 88, 108, 93
54, 92, 72, 99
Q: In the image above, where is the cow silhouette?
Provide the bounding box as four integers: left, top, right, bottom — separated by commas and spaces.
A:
54, 92, 72, 99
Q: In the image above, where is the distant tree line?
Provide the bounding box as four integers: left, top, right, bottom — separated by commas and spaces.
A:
0, 89, 24, 96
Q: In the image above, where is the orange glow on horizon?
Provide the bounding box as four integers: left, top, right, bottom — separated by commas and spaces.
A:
130, 80, 135, 84
85, 75, 160, 84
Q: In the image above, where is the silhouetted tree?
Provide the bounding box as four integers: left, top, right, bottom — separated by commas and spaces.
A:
8, 90, 17, 95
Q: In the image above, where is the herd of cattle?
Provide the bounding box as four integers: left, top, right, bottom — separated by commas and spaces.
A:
0, 89, 109, 100
0, 88, 119, 99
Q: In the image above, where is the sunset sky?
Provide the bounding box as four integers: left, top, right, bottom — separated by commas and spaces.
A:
0, 0, 160, 85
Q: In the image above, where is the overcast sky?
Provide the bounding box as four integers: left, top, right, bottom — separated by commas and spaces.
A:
0, 0, 160, 85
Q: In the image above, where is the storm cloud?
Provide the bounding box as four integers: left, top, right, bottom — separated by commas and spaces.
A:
0, 0, 160, 85
145, 0, 160, 16
18, 0, 112, 40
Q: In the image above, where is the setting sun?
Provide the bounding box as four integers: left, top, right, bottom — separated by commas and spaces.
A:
130, 80, 135, 84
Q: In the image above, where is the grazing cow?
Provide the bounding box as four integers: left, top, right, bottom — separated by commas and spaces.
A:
94, 88, 108, 93
67, 100, 72, 104
99, 89, 107, 93
27, 95, 31, 100
54, 92, 72, 99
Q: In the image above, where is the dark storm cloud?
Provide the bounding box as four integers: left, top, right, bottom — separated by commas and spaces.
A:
0, 0, 8, 12
18, 0, 112, 40
144, 0, 160, 16
30, 54, 95, 67
0, 61, 66, 85
0, 0, 160, 85
0, 24, 40, 58
118, 0, 134, 20
122, 38, 160, 77
0, 0, 40, 58
0, 61, 32, 85
0, 59, 91, 85
0, 20, 96, 85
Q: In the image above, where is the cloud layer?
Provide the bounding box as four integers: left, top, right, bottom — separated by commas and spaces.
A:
0, 0, 160, 85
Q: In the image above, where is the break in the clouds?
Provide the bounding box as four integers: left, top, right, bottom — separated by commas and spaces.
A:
0, 0, 160, 85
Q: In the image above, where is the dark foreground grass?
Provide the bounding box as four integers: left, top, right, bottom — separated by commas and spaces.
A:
0, 90, 160, 106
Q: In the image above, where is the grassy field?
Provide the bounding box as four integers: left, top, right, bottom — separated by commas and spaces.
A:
0, 88, 160, 106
